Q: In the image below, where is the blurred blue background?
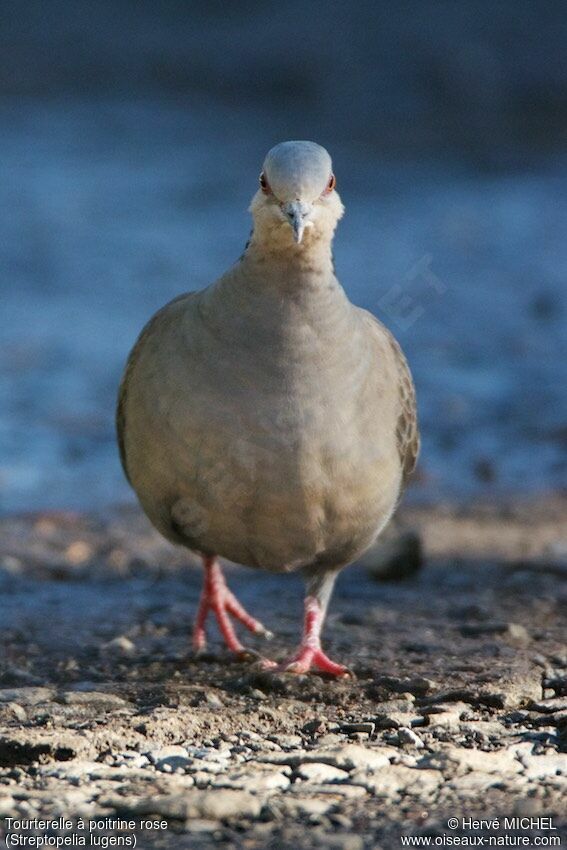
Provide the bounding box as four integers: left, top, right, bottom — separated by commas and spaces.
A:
1, 0, 565, 513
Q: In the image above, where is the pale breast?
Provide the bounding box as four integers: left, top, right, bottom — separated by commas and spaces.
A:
121, 284, 404, 571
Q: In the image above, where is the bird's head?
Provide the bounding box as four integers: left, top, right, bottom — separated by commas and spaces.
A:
249, 141, 344, 250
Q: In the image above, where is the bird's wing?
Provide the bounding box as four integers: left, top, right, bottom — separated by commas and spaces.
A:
116, 293, 189, 485
360, 310, 420, 485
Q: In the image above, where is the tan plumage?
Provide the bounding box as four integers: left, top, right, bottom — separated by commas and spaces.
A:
116, 141, 418, 673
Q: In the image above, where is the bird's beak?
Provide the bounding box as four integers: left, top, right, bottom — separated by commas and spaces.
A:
282, 200, 313, 244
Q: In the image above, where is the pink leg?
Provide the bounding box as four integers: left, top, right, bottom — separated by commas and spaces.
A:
192, 556, 273, 655
263, 594, 351, 677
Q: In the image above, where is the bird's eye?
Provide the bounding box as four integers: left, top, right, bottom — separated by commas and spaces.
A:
326, 174, 336, 193
259, 172, 270, 193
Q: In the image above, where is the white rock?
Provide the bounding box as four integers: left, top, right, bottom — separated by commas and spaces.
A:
113, 752, 150, 769
519, 752, 567, 780
396, 728, 425, 748
448, 772, 502, 792
272, 797, 333, 817
0, 687, 55, 705
147, 744, 189, 764
296, 763, 350, 784
309, 744, 392, 772
288, 782, 367, 798
0, 796, 16, 817
213, 768, 291, 793
351, 765, 441, 797
420, 746, 524, 775
185, 745, 231, 762
120, 789, 263, 820
102, 636, 136, 656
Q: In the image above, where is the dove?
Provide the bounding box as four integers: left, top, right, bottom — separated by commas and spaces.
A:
117, 140, 419, 675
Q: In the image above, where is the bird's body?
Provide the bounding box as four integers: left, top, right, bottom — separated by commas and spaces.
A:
117, 141, 418, 675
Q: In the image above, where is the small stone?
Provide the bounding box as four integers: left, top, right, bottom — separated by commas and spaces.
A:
327, 835, 364, 850
0, 796, 16, 817
296, 762, 350, 784
422, 702, 470, 729
448, 772, 501, 793
184, 819, 220, 833
371, 676, 436, 697
268, 734, 303, 749
396, 728, 425, 748
113, 789, 263, 821
529, 698, 567, 714
213, 767, 290, 793
270, 797, 334, 818
65, 541, 93, 564
43, 760, 106, 782
58, 691, 131, 708
459, 622, 530, 645
518, 751, 567, 780
350, 764, 441, 797
419, 746, 524, 776
203, 691, 224, 709
147, 745, 190, 769
0, 687, 54, 706
287, 782, 367, 798
102, 635, 136, 657
306, 744, 392, 772
248, 689, 268, 701
6, 703, 27, 722
302, 719, 327, 736
339, 722, 376, 736
184, 745, 231, 762
113, 752, 150, 769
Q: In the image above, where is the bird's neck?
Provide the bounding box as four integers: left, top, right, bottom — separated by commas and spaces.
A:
242, 224, 335, 284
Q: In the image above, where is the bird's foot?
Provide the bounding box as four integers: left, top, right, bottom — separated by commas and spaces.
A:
192, 557, 273, 656
260, 645, 351, 677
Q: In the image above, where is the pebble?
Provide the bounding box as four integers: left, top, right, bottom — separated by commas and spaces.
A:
113, 752, 150, 769
269, 797, 334, 818
287, 782, 367, 798
147, 745, 190, 768
0, 796, 16, 817
58, 691, 131, 708
258, 743, 392, 772
267, 734, 303, 749
364, 764, 442, 797
102, 635, 137, 657
518, 751, 567, 780
0, 687, 54, 705
212, 767, 291, 793
422, 702, 469, 730
529, 698, 567, 714
372, 676, 436, 697
296, 763, 350, 784
396, 728, 425, 748
6, 703, 27, 722
184, 746, 231, 761
339, 722, 376, 736
203, 692, 224, 709
116, 789, 263, 821
419, 745, 524, 775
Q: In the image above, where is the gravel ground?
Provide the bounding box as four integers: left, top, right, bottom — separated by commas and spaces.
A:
0, 497, 565, 848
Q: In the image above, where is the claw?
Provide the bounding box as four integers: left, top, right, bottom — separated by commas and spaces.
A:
192, 556, 273, 658
262, 593, 352, 678
270, 646, 352, 677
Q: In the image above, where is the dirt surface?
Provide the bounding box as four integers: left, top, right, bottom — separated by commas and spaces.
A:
0, 497, 566, 848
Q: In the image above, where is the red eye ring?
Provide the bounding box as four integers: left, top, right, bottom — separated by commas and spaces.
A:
326, 174, 336, 193
259, 172, 270, 193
